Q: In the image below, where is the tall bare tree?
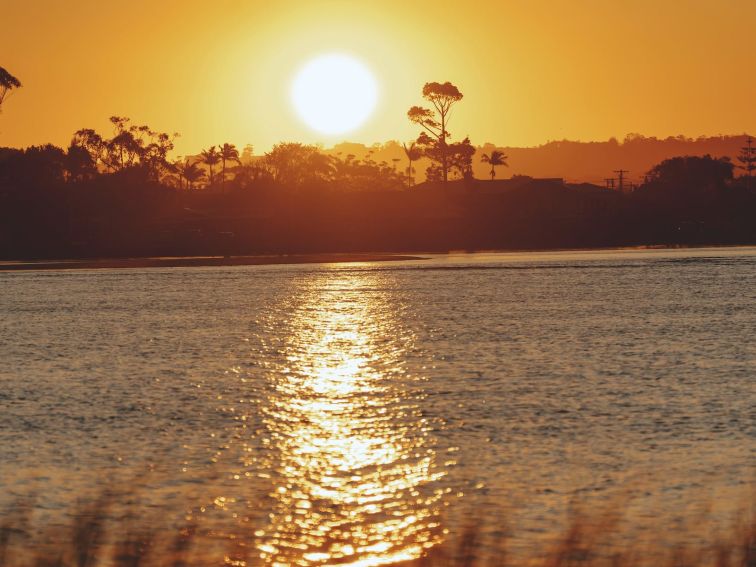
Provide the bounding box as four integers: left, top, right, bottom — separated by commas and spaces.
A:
0, 67, 22, 112
407, 82, 463, 183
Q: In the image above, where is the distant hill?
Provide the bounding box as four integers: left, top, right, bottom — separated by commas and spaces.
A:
489, 134, 751, 185
314, 134, 751, 185
193, 134, 750, 187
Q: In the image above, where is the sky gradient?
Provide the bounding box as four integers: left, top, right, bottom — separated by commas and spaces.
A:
1, 0, 755, 155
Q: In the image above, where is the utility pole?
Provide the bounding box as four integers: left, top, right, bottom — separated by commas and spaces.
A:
613, 169, 629, 192
738, 136, 755, 191
604, 178, 616, 190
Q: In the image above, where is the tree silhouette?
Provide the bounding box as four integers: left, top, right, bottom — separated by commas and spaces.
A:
71, 118, 175, 180
220, 143, 241, 190
241, 144, 255, 163
0, 144, 67, 188
480, 150, 508, 180
407, 81, 463, 183
106, 116, 142, 171
182, 161, 206, 190
231, 161, 272, 189
641, 154, 733, 200
65, 144, 97, 182
332, 152, 403, 192
200, 146, 221, 187
264, 142, 334, 187
0, 67, 21, 112
172, 159, 206, 190
72, 129, 106, 170
141, 131, 177, 181
448, 137, 476, 180
402, 142, 422, 188
421, 135, 475, 181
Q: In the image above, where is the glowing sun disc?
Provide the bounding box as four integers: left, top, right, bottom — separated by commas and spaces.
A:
291, 54, 378, 135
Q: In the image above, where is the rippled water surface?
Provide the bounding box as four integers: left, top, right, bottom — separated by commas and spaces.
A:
1, 248, 755, 564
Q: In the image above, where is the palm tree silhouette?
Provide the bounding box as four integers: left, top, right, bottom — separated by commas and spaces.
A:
219, 143, 241, 190
402, 142, 423, 188
174, 159, 207, 190
200, 146, 221, 187
480, 150, 508, 181
181, 161, 206, 190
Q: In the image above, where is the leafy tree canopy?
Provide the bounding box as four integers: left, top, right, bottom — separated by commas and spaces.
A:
0, 66, 22, 108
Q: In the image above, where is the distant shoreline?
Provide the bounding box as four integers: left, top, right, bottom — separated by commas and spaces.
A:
0, 254, 427, 272
3, 244, 755, 272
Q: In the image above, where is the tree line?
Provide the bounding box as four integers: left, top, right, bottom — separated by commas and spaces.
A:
1, 65, 756, 261
0, 69, 511, 189
1, 65, 754, 192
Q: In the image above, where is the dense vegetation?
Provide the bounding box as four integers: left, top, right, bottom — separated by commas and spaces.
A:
1, 76, 755, 260
0, 486, 753, 567
1, 131, 754, 260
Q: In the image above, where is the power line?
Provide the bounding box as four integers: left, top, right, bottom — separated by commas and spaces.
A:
613, 169, 629, 192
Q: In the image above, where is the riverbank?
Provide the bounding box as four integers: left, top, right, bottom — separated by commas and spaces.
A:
0, 253, 426, 271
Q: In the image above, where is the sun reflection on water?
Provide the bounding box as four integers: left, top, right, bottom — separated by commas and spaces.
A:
256, 272, 448, 566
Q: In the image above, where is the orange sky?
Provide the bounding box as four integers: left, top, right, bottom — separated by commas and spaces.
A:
1, 0, 754, 156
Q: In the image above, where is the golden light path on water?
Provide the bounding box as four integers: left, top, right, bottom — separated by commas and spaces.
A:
255, 270, 449, 567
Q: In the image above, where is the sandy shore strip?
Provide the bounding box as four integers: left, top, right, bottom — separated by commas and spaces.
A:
0, 254, 427, 271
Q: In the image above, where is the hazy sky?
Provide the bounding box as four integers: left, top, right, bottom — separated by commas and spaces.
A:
1, 0, 754, 155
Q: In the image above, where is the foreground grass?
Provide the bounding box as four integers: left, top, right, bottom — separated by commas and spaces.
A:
1, 493, 753, 567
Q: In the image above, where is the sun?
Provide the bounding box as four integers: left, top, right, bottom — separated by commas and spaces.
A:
291, 53, 378, 136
